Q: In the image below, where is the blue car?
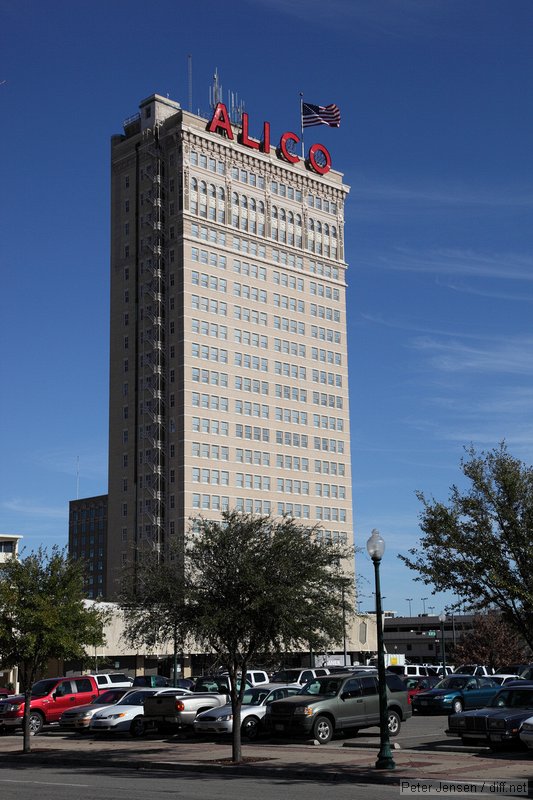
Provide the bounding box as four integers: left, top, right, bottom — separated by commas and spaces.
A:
411, 674, 500, 715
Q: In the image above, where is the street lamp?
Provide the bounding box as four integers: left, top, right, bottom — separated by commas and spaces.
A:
421, 597, 428, 615
366, 529, 395, 771
439, 612, 447, 676
406, 598, 413, 617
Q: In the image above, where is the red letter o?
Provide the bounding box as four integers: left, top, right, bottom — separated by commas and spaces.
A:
308, 143, 331, 175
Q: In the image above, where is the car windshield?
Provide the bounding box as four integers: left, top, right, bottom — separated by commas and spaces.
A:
242, 688, 270, 705
116, 690, 156, 705
490, 690, 533, 709
299, 678, 341, 697
436, 677, 469, 690
31, 679, 61, 697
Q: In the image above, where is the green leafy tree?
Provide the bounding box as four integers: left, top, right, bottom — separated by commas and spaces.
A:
119, 540, 186, 683
0, 545, 107, 753
452, 611, 529, 672
400, 443, 533, 650
186, 511, 353, 763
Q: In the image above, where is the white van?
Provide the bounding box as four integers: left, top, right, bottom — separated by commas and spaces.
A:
388, 665, 438, 678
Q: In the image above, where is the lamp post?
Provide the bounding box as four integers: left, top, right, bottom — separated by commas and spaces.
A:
367, 528, 395, 771
439, 612, 447, 676
406, 598, 413, 617
421, 597, 428, 615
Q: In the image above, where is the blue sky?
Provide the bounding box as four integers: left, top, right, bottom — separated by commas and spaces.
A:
1, 0, 533, 618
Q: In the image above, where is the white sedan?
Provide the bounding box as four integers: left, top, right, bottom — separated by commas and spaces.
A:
90, 687, 191, 736
194, 683, 301, 740
519, 715, 533, 749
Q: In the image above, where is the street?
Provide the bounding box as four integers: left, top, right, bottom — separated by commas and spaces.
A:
0, 764, 395, 800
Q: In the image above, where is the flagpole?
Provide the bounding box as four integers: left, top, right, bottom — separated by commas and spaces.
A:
300, 92, 305, 159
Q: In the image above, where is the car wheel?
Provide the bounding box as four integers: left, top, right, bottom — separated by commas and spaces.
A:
29, 712, 44, 735
452, 699, 463, 714
241, 715, 260, 740
387, 710, 401, 736
130, 716, 145, 737
313, 715, 333, 744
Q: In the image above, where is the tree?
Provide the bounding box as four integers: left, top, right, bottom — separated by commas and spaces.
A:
0, 546, 107, 753
452, 611, 529, 672
399, 443, 533, 650
119, 539, 187, 683
186, 511, 353, 763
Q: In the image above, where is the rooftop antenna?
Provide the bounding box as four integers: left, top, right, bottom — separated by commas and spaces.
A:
187, 54, 193, 112
209, 68, 222, 110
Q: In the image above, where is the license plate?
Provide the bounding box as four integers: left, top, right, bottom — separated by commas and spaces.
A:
274, 723, 285, 731
420, 700, 428, 706
489, 734, 502, 741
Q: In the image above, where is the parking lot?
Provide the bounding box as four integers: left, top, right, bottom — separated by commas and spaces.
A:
0, 713, 473, 752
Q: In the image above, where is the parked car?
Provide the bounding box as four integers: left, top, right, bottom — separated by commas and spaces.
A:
59, 687, 131, 732
453, 665, 494, 677
219, 670, 270, 686
0, 675, 100, 735
132, 675, 174, 688
447, 682, 533, 749
89, 687, 192, 736
270, 668, 330, 685
0, 688, 11, 698
91, 673, 133, 690
519, 715, 533, 749
402, 675, 441, 703
264, 671, 411, 744
412, 674, 500, 715
496, 664, 530, 677
143, 676, 250, 732
491, 674, 525, 686
388, 665, 438, 678
193, 683, 301, 739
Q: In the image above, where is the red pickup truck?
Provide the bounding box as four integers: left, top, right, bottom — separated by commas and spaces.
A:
0, 675, 100, 734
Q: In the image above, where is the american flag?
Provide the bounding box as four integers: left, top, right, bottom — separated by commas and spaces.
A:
302, 102, 341, 128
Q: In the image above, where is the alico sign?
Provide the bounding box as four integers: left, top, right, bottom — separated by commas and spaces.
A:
207, 103, 332, 175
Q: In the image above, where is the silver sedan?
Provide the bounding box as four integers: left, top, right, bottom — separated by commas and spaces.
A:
194, 683, 301, 740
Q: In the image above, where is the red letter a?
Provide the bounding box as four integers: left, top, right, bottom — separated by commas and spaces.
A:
207, 103, 234, 140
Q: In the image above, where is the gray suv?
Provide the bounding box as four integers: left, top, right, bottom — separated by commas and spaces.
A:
264, 671, 411, 744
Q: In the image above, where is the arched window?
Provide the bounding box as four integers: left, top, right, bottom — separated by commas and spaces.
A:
191, 177, 198, 192
250, 198, 256, 212
199, 181, 207, 195
258, 201, 265, 215
208, 184, 216, 198
232, 191, 239, 206
241, 195, 248, 209
217, 186, 225, 201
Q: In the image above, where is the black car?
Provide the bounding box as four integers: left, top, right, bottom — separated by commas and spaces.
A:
447, 682, 533, 749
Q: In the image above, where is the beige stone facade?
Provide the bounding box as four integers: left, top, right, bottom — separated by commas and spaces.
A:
107, 95, 355, 613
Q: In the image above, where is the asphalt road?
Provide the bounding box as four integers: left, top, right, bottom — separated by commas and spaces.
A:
0, 764, 398, 800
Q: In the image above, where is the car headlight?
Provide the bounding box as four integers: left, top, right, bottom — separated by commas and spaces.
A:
79, 712, 93, 719
488, 720, 505, 730
293, 706, 314, 717
108, 713, 127, 719
216, 714, 233, 722
521, 722, 533, 732
6, 704, 22, 712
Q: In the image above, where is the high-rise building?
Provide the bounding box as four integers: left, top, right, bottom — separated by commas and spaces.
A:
105, 93, 353, 599
68, 495, 108, 598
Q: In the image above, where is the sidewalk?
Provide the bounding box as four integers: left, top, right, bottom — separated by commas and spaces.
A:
1, 732, 533, 787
